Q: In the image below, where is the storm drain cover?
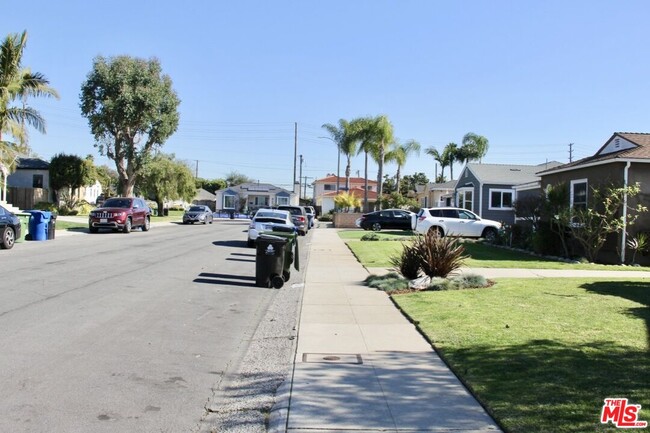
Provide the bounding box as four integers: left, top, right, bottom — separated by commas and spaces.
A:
303, 353, 363, 364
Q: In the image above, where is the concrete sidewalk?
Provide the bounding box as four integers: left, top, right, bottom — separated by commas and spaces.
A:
271, 228, 501, 432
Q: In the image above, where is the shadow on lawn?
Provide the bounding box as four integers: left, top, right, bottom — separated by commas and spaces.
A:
442, 339, 649, 433
582, 281, 650, 350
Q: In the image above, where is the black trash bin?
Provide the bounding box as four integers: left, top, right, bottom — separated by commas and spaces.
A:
270, 225, 300, 281
255, 234, 287, 288
47, 213, 57, 240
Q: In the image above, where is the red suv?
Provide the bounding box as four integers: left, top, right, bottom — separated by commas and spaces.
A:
89, 197, 151, 233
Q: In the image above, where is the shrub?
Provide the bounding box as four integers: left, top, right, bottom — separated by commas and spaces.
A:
361, 233, 380, 241
33, 202, 57, 212
389, 243, 421, 279
427, 273, 489, 291
414, 232, 467, 278
318, 213, 333, 222
364, 273, 409, 293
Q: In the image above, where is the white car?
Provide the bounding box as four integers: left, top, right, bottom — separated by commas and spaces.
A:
247, 208, 295, 247
413, 207, 501, 242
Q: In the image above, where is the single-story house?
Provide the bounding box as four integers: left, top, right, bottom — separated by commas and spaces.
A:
192, 188, 217, 211
538, 132, 650, 264
415, 180, 457, 209
6, 157, 52, 209
215, 182, 298, 213
454, 161, 562, 225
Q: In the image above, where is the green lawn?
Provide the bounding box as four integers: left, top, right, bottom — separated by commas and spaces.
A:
393, 278, 649, 433
341, 231, 647, 271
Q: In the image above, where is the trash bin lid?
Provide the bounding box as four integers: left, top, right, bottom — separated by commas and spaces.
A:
258, 234, 286, 241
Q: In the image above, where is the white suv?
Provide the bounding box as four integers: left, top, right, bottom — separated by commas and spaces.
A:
413, 207, 501, 241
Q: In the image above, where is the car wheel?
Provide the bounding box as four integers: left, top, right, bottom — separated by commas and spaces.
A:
372, 222, 381, 231
209, 217, 213, 224
123, 218, 132, 233
142, 216, 151, 232
483, 227, 498, 243
428, 226, 443, 238
0, 226, 15, 249
89, 226, 99, 233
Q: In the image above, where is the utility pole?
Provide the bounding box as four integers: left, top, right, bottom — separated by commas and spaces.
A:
299, 154, 304, 201
569, 143, 574, 163
195, 160, 199, 179
293, 122, 298, 188
303, 176, 313, 200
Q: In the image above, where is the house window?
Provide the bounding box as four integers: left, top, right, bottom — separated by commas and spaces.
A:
489, 189, 514, 210
324, 184, 334, 191
570, 179, 588, 211
33, 174, 43, 188
223, 195, 236, 209
457, 189, 473, 211
276, 196, 289, 205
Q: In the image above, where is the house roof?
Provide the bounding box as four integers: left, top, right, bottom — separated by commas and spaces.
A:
539, 132, 650, 175
465, 162, 562, 185
194, 188, 216, 200
230, 182, 293, 195
323, 187, 378, 200
426, 180, 458, 190
17, 157, 49, 170
314, 175, 377, 185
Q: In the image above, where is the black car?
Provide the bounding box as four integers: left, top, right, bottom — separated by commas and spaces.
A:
356, 209, 415, 231
0, 205, 21, 249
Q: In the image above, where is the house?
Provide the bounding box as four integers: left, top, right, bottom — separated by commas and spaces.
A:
6, 157, 52, 209
215, 182, 298, 213
192, 188, 217, 211
454, 161, 562, 225
415, 180, 457, 209
313, 175, 378, 214
538, 132, 650, 264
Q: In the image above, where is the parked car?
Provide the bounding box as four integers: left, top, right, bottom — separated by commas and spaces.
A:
276, 205, 308, 235
183, 205, 214, 224
247, 208, 295, 247
356, 209, 415, 231
413, 207, 501, 241
95, 194, 106, 207
88, 197, 152, 233
305, 206, 316, 228
0, 205, 21, 250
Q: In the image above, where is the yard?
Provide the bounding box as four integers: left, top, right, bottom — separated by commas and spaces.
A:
340, 229, 649, 432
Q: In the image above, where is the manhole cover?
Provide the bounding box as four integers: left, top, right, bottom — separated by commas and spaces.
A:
302, 353, 363, 364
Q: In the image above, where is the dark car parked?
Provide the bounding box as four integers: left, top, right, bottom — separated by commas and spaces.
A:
88, 197, 151, 233
357, 209, 415, 231
0, 205, 21, 249
276, 205, 308, 235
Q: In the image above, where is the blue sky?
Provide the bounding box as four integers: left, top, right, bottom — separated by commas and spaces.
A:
9, 0, 650, 192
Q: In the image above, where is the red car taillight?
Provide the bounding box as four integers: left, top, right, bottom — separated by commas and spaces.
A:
418, 216, 426, 221
297, 216, 305, 223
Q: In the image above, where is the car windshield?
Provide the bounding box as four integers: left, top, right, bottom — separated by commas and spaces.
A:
103, 198, 131, 208
188, 206, 204, 212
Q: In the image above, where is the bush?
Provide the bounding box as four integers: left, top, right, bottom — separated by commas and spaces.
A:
318, 212, 333, 222
33, 202, 57, 212
427, 273, 489, 291
364, 273, 409, 293
389, 243, 421, 279
361, 233, 380, 241
532, 221, 566, 256
414, 232, 467, 278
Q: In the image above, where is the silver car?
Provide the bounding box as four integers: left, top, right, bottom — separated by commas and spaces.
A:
183, 205, 214, 225
247, 208, 295, 247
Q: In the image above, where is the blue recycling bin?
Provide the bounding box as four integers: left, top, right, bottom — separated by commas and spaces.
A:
28, 210, 52, 241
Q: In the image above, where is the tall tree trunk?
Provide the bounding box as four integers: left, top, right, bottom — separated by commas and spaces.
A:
363, 151, 368, 212
345, 156, 351, 191
376, 145, 384, 210
395, 165, 402, 196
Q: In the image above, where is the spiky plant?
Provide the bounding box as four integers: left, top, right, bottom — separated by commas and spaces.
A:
414, 232, 467, 278
389, 242, 422, 280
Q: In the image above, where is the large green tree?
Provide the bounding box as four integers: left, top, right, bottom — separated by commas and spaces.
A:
321, 119, 357, 192
139, 153, 196, 215
0, 30, 58, 171
442, 142, 459, 179
49, 153, 95, 202
425, 146, 446, 181
225, 171, 254, 186
458, 132, 489, 164
80, 55, 180, 197
196, 177, 227, 193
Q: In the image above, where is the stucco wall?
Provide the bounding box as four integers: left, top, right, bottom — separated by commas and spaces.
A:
333, 212, 363, 228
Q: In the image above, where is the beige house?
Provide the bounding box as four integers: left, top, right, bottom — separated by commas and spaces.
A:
313, 175, 378, 214
414, 180, 457, 209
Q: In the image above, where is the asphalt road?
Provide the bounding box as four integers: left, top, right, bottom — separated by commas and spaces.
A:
0, 220, 306, 433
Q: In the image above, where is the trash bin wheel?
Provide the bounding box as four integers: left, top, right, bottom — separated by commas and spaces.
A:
271, 274, 284, 289
283, 270, 290, 281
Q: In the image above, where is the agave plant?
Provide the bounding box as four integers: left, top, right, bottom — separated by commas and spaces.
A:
627, 232, 649, 265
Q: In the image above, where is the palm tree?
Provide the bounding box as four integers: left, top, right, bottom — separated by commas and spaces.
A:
321, 119, 357, 192
459, 132, 489, 164
350, 115, 395, 211
0, 30, 58, 166
425, 146, 446, 181
386, 139, 420, 195
442, 142, 459, 180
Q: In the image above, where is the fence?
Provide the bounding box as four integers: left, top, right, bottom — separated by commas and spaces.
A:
6, 187, 49, 210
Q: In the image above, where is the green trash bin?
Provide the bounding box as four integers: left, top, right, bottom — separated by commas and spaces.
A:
268, 225, 300, 282
15, 212, 30, 243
